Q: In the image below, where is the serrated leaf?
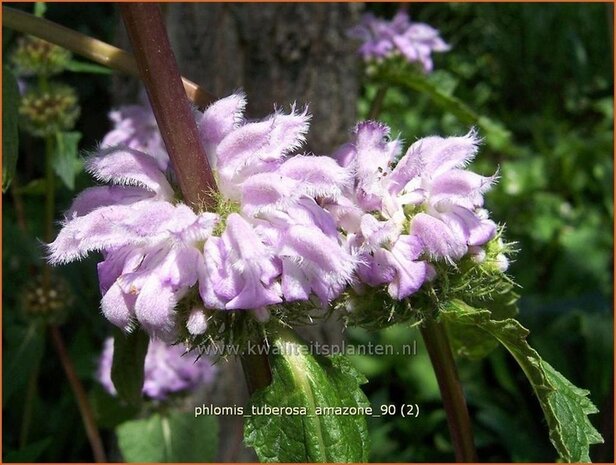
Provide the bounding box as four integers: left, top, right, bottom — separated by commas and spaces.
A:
3, 65, 20, 192
441, 299, 603, 462
116, 411, 218, 462
244, 326, 370, 462
110, 328, 149, 405
448, 286, 519, 360
65, 60, 113, 75
543, 362, 604, 462
52, 131, 82, 190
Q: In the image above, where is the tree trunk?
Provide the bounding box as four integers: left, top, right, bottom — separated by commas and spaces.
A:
167, 3, 361, 153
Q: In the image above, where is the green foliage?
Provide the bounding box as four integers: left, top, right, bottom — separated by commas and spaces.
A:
64, 60, 114, 74
2, 65, 20, 191
89, 386, 140, 429
33, 3, 47, 18
110, 328, 149, 405
441, 299, 603, 462
373, 66, 514, 155
116, 411, 218, 462
52, 131, 82, 190
3, 323, 45, 407
4, 438, 51, 462
245, 326, 370, 462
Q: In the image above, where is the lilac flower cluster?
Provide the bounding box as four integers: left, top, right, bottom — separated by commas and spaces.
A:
49, 92, 502, 340
49, 93, 354, 340
327, 122, 499, 300
348, 10, 449, 72
97, 338, 215, 400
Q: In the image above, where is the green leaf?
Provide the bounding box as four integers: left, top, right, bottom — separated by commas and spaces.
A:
3, 323, 44, 407
89, 386, 139, 429
543, 362, 604, 462
110, 328, 149, 405
52, 131, 82, 190
441, 299, 603, 462
448, 285, 519, 360
244, 326, 370, 462
17, 178, 47, 196
4, 437, 52, 462
116, 411, 218, 462
375, 67, 515, 156
3, 65, 20, 192
65, 60, 114, 75
34, 2, 47, 18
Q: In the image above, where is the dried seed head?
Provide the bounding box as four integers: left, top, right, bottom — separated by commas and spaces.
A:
21, 273, 74, 324
19, 84, 80, 137
11, 35, 72, 77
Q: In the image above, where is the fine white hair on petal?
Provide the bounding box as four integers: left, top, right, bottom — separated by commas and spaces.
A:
85, 147, 174, 199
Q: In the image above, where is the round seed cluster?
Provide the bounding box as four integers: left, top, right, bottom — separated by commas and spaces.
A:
21, 274, 73, 323
11, 35, 72, 77
19, 85, 80, 137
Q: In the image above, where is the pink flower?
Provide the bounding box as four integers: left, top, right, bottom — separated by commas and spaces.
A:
348, 10, 450, 72
329, 121, 498, 299
197, 94, 356, 308
96, 337, 216, 400
49, 148, 217, 341
50, 92, 357, 339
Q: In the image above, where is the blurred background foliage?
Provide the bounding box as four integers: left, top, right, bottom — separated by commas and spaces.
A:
2, 2, 613, 463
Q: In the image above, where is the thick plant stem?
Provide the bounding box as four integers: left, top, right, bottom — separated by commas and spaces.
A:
120, 3, 218, 210
120, 3, 272, 395
241, 350, 273, 395
420, 317, 477, 462
368, 85, 389, 120
2, 6, 215, 108
49, 326, 107, 462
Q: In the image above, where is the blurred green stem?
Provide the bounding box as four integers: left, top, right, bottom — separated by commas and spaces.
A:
19, 327, 42, 448
49, 325, 107, 462
38, 79, 105, 460
44, 136, 55, 244
420, 317, 477, 462
368, 85, 389, 120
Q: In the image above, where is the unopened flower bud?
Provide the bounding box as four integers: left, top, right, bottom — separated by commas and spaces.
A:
186, 307, 208, 335
11, 36, 72, 77
495, 253, 509, 272
469, 246, 487, 263
19, 84, 80, 137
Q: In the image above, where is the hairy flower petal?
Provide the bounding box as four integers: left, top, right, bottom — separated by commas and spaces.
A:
216, 108, 310, 197
86, 148, 174, 199
199, 92, 247, 168
411, 212, 467, 259
66, 185, 152, 219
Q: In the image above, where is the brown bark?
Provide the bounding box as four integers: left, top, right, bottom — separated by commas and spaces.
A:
167, 3, 361, 153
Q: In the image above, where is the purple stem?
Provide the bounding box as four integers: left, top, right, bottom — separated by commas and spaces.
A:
119, 3, 273, 394
120, 3, 218, 210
